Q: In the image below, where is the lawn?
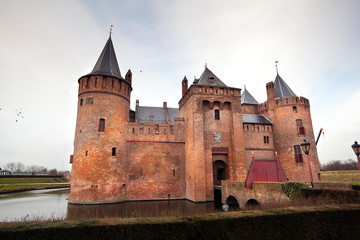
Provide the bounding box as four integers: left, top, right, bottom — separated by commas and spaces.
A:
321, 170, 360, 184
0, 178, 66, 184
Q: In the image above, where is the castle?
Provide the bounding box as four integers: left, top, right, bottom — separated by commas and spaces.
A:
69, 36, 321, 204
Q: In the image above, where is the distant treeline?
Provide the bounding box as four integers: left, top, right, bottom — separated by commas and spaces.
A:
321, 159, 358, 171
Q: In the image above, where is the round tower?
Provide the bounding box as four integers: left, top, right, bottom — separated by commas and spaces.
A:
260, 73, 321, 183
69, 36, 132, 204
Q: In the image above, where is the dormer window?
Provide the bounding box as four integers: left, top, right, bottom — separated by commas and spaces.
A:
209, 76, 215, 83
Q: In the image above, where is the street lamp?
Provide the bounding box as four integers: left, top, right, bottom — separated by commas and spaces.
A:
351, 141, 360, 170
301, 139, 313, 187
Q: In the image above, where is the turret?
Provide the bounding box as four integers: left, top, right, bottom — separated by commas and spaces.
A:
259, 72, 321, 183
69, 36, 131, 204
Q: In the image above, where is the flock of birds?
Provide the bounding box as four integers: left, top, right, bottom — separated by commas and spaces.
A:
0, 108, 24, 122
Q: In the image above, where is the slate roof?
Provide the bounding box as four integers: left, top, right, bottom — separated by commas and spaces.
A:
193, 67, 227, 87
241, 88, 259, 105
242, 114, 273, 125
137, 106, 179, 125
83, 36, 124, 80
274, 74, 296, 100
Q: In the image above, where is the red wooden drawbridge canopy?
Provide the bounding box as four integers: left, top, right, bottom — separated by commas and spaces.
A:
245, 158, 288, 189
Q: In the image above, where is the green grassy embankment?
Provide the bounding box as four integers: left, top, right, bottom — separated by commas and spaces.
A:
1, 204, 360, 240
0, 177, 69, 194
321, 170, 360, 185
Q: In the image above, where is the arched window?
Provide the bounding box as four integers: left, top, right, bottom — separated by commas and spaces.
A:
112, 147, 116, 156
99, 118, 105, 132
215, 109, 220, 120
296, 119, 305, 135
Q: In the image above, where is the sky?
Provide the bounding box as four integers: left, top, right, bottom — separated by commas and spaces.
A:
0, 0, 359, 171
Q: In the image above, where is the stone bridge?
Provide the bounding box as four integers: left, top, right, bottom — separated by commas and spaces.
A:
221, 180, 290, 207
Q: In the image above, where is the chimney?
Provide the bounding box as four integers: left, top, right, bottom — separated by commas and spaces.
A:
163, 101, 167, 110
182, 76, 188, 96
126, 69, 132, 85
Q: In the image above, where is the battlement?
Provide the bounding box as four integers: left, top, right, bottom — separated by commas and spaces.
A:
179, 85, 241, 109
258, 96, 310, 112
243, 124, 273, 133
127, 118, 185, 143
78, 75, 132, 101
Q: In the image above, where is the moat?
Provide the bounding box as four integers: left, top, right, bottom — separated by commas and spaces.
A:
0, 188, 223, 222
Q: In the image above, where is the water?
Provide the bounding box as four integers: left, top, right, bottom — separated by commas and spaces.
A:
0, 188, 222, 222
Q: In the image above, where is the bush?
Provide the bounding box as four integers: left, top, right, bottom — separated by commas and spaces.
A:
281, 182, 307, 199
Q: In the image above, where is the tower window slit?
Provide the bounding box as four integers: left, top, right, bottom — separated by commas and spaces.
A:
112, 147, 116, 156
99, 118, 105, 132
215, 109, 220, 120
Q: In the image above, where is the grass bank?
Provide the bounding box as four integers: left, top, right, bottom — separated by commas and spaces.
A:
321, 170, 360, 183
1, 204, 360, 240
0, 177, 67, 184
0, 177, 69, 194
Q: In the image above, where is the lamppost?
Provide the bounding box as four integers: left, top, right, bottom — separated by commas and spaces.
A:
301, 139, 313, 187
351, 141, 360, 170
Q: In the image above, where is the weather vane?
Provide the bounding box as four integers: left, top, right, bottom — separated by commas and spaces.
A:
275, 60, 279, 74
110, 25, 114, 36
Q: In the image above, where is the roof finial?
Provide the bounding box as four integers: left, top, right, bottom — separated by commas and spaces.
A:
109, 25, 114, 37
205, 63, 207, 69
275, 60, 279, 74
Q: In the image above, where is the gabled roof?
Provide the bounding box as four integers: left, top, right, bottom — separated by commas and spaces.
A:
242, 114, 273, 125
274, 74, 296, 100
137, 106, 179, 125
85, 36, 123, 80
193, 67, 227, 87
241, 88, 259, 105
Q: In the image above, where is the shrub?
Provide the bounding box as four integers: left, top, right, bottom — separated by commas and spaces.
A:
281, 182, 307, 199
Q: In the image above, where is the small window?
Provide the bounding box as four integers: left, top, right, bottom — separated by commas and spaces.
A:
85, 151, 88, 156
215, 109, 220, 120
294, 145, 303, 163
132, 128, 135, 133
112, 79, 114, 89
293, 106, 297, 113
173, 169, 175, 176
112, 147, 116, 156
296, 119, 305, 135
95, 77, 97, 87
99, 118, 105, 132
80, 99, 83, 106
86, 97, 93, 104
263, 136, 269, 144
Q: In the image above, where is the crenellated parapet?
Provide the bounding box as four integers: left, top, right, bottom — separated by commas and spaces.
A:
127, 117, 185, 143
78, 73, 132, 102
258, 96, 310, 113
179, 85, 241, 109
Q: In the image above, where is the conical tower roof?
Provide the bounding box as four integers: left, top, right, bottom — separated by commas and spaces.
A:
84, 36, 123, 80
274, 74, 296, 99
193, 66, 227, 87
241, 87, 259, 105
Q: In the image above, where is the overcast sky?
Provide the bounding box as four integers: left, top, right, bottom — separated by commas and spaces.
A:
0, 0, 359, 171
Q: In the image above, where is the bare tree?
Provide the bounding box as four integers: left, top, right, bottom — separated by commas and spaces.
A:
5, 162, 16, 172
26, 165, 47, 174
49, 168, 58, 175
321, 159, 358, 171
15, 162, 25, 173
